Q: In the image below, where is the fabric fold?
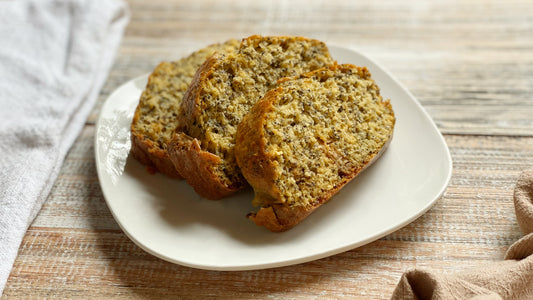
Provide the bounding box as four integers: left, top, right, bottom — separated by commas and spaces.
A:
0, 0, 129, 295
392, 170, 533, 299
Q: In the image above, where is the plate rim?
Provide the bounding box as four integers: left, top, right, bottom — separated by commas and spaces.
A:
94, 45, 453, 270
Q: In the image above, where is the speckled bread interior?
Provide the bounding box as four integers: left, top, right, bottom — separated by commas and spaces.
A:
235, 64, 395, 232
168, 35, 334, 199
130, 39, 240, 178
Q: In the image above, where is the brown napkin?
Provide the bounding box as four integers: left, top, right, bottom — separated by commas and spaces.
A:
391, 170, 533, 299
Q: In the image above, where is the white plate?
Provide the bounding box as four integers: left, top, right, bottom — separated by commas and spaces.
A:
95, 46, 452, 270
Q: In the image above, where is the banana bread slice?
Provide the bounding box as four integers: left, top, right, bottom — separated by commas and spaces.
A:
130, 39, 240, 178
168, 35, 334, 199
235, 64, 395, 232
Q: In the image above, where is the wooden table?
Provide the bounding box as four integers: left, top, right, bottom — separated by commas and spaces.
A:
4, 0, 533, 298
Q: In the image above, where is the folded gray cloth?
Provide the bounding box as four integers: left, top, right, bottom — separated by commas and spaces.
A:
0, 0, 129, 294
392, 170, 533, 299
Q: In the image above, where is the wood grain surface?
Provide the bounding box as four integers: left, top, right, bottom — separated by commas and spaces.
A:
3, 0, 533, 299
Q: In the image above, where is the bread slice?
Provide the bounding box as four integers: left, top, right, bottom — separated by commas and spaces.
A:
235, 64, 395, 232
130, 39, 240, 178
168, 35, 334, 199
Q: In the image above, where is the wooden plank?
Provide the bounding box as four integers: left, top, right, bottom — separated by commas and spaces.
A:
88, 0, 533, 135
4, 130, 530, 299
5, 0, 533, 298
3, 230, 512, 299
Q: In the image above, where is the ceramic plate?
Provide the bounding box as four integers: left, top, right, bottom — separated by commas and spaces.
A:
95, 46, 452, 270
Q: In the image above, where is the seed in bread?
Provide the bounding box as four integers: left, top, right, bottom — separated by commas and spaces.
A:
235, 64, 395, 232
168, 35, 334, 199
130, 39, 240, 178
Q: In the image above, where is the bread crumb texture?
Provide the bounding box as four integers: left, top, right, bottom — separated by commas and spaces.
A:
180, 36, 334, 186
132, 39, 240, 152
252, 64, 394, 208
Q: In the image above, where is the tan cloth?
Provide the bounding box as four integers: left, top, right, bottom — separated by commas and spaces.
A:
391, 170, 533, 299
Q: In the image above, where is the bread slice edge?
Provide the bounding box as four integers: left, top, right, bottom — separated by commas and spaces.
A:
235, 65, 395, 232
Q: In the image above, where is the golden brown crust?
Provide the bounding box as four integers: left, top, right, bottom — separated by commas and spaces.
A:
168, 132, 244, 200
130, 131, 183, 178
168, 54, 243, 199
234, 87, 282, 202
236, 64, 395, 232
247, 204, 315, 233
178, 53, 222, 134
236, 86, 321, 231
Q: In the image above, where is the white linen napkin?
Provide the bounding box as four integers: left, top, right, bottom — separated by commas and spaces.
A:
0, 0, 129, 294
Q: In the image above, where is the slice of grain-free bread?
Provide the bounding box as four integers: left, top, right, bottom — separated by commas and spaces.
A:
130, 39, 240, 178
168, 35, 334, 199
235, 64, 395, 232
